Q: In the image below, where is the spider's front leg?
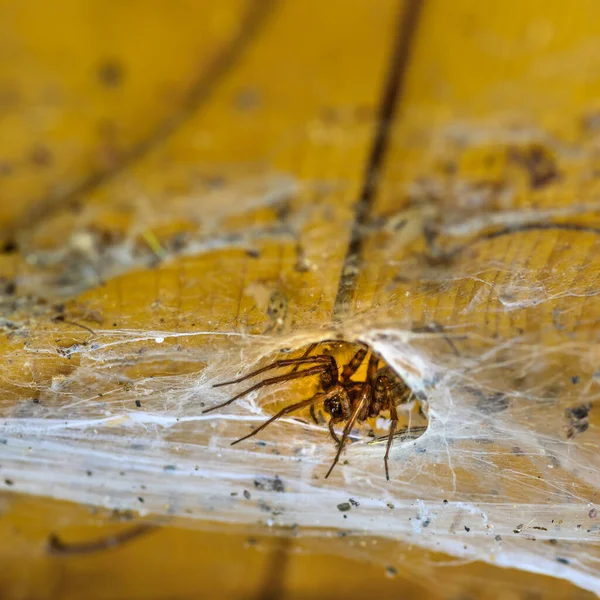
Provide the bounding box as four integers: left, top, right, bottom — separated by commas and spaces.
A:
230, 387, 344, 446
309, 404, 320, 425
323, 386, 351, 447
325, 384, 371, 479
328, 416, 344, 446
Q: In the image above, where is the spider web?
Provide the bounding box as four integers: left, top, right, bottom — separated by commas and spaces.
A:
1, 119, 600, 595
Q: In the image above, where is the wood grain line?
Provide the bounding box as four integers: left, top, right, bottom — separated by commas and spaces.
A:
332, 0, 424, 322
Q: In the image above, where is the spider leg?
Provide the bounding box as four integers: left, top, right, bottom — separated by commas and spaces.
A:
384, 418, 398, 482
291, 339, 358, 375
328, 416, 344, 446
341, 346, 369, 381
366, 352, 378, 383
293, 343, 337, 424
290, 342, 318, 374
384, 390, 400, 481
324, 384, 370, 479
231, 388, 341, 446
213, 355, 337, 388
310, 404, 320, 425
203, 365, 329, 414
379, 375, 412, 480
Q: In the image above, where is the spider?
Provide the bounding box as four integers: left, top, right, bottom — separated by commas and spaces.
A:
203, 341, 420, 480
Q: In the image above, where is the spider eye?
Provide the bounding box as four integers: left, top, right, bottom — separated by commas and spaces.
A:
324, 398, 343, 418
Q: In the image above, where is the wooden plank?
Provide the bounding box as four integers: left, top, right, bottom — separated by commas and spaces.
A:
0, 0, 598, 598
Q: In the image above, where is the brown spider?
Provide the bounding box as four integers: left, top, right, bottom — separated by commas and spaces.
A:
203, 341, 419, 480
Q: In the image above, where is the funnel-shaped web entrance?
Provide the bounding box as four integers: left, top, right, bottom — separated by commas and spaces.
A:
203, 340, 429, 481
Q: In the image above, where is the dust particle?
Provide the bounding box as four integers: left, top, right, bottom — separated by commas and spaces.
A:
98, 59, 125, 87
254, 476, 285, 493
475, 392, 509, 414
30, 145, 52, 167
385, 566, 397, 579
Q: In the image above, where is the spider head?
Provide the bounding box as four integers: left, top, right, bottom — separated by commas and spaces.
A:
323, 396, 344, 419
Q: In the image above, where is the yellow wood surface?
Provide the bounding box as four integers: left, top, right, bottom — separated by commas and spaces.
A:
0, 1, 599, 598
0, 492, 595, 600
